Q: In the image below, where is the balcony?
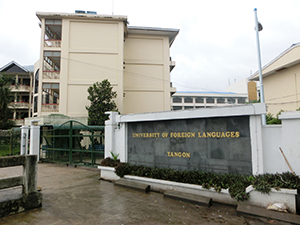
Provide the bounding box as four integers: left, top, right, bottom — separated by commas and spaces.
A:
13, 119, 25, 126
44, 39, 61, 48
170, 60, 176, 72
9, 102, 30, 109
42, 103, 59, 112
10, 85, 31, 92
43, 71, 60, 79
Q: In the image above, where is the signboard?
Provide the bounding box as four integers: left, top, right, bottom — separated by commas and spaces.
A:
127, 116, 252, 174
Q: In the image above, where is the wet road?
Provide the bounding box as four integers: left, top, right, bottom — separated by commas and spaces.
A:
0, 163, 292, 225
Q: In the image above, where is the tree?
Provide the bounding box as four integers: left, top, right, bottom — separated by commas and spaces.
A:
0, 73, 15, 129
86, 79, 118, 125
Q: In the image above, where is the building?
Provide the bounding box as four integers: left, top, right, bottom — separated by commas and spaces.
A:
33, 11, 179, 120
0, 61, 33, 126
171, 92, 248, 110
226, 79, 258, 102
249, 42, 300, 115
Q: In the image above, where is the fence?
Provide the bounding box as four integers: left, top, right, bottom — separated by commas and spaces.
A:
41, 120, 105, 167
0, 128, 21, 157
0, 155, 42, 217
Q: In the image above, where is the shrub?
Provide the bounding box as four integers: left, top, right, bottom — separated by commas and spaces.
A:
111, 162, 299, 201
100, 157, 120, 167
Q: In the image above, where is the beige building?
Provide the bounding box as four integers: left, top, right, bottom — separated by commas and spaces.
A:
0, 61, 33, 126
249, 42, 300, 115
33, 11, 178, 120
171, 92, 248, 110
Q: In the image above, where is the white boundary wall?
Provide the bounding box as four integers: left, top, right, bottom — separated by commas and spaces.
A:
105, 103, 267, 175
261, 111, 300, 175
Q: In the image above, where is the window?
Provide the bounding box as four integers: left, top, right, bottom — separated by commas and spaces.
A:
217, 98, 225, 104
238, 97, 246, 104
34, 69, 39, 93
45, 19, 62, 40
43, 52, 60, 71
195, 97, 204, 103
227, 98, 236, 104
172, 97, 182, 103
184, 106, 194, 110
42, 83, 59, 105
172, 106, 182, 110
206, 97, 215, 104
184, 97, 193, 103
46, 19, 62, 25
34, 96, 38, 113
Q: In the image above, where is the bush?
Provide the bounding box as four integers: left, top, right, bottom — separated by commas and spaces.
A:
100, 157, 120, 167
112, 162, 300, 201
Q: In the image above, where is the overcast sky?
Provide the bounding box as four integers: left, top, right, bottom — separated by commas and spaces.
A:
1, 0, 299, 92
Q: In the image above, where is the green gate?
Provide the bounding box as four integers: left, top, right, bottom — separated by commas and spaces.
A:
41, 120, 105, 167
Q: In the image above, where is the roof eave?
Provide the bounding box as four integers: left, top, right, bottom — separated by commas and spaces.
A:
128, 26, 179, 46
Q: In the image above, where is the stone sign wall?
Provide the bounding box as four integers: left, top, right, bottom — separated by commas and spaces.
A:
128, 116, 252, 174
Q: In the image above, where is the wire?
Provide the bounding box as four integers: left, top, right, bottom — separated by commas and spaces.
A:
60, 56, 219, 93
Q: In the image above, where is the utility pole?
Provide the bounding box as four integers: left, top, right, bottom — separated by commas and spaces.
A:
254, 8, 266, 125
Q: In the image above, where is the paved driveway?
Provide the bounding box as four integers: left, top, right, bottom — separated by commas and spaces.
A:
0, 163, 291, 225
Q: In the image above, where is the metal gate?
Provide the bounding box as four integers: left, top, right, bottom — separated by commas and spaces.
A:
40, 120, 104, 167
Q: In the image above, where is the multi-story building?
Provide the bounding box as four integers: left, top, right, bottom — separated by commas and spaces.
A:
0, 61, 33, 126
171, 92, 248, 110
249, 42, 300, 115
33, 11, 179, 119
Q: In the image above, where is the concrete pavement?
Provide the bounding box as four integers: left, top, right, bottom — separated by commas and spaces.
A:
0, 163, 292, 225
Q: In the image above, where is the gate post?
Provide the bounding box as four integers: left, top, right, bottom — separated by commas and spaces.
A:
20, 125, 29, 155
105, 112, 119, 159
29, 120, 40, 161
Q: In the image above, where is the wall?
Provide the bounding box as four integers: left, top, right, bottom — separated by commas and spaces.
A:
63, 19, 125, 117
261, 125, 283, 173
123, 33, 171, 114
264, 63, 300, 115
105, 104, 266, 175
248, 111, 300, 175
278, 111, 300, 175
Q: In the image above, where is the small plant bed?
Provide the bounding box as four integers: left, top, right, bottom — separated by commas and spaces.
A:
106, 161, 300, 202
100, 157, 121, 167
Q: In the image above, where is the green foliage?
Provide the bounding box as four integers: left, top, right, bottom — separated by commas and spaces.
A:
100, 157, 121, 167
266, 110, 283, 125
110, 151, 119, 161
86, 79, 118, 126
252, 172, 300, 193
0, 129, 21, 156
229, 183, 250, 201
0, 74, 16, 129
113, 163, 300, 201
248, 100, 260, 104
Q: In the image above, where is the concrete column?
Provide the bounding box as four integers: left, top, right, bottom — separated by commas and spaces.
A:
105, 111, 119, 159
250, 114, 264, 175
23, 155, 38, 195
20, 126, 29, 155
29, 120, 40, 161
